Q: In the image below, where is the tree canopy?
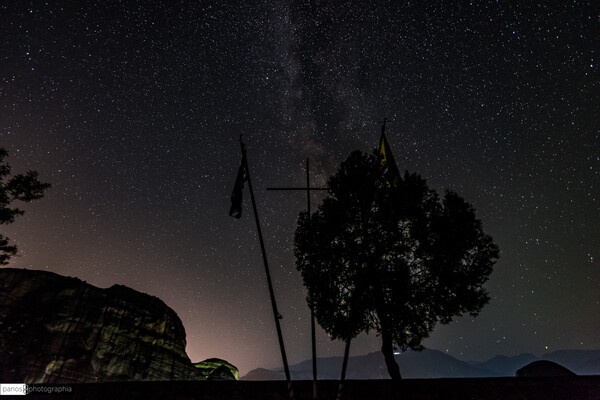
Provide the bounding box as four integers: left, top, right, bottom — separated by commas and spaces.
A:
294, 150, 499, 379
0, 148, 50, 265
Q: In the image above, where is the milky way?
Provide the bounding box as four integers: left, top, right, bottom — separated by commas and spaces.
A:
1, 1, 598, 374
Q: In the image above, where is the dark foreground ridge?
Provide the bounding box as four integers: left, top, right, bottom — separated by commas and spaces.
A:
22, 376, 600, 400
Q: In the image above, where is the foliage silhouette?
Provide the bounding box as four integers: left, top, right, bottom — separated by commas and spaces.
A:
0, 148, 51, 264
294, 150, 499, 379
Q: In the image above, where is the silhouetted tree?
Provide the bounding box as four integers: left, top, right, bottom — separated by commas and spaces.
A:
0, 148, 50, 264
294, 150, 499, 380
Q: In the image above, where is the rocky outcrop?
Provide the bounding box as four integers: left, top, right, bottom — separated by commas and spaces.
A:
516, 360, 576, 377
194, 358, 239, 380
0, 268, 225, 383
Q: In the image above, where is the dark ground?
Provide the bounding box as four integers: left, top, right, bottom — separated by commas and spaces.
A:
20, 376, 600, 400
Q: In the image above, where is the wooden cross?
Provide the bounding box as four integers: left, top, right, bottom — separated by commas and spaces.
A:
267, 158, 328, 400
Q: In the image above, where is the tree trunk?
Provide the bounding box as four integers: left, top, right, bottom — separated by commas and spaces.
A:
381, 326, 402, 380
336, 339, 351, 400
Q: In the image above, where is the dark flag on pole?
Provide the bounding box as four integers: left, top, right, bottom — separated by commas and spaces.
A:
228, 136, 295, 399
229, 150, 247, 219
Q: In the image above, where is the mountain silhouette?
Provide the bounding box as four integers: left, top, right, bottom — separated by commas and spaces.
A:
243, 348, 600, 380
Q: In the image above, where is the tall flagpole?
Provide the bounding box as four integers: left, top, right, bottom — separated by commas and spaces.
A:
240, 137, 294, 400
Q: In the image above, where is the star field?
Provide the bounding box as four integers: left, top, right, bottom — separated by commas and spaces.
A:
1, 1, 598, 374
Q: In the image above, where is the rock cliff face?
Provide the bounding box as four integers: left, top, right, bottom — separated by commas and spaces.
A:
0, 268, 207, 383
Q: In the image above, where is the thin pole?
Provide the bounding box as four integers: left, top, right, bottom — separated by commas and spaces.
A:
307, 159, 318, 400
266, 158, 327, 400
241, 139, 294, 400
379, 117, 389, 135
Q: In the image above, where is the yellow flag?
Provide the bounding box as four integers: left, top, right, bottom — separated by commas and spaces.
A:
379, 132, 401, 185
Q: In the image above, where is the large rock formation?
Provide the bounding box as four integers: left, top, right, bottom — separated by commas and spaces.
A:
0, 268, 229, 383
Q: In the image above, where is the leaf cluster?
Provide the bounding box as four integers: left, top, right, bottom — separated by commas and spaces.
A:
294, 150, 499, 349
0, 148, 51, 264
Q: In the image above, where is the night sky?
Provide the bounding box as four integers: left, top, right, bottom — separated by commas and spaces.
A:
1, 1, 598, 375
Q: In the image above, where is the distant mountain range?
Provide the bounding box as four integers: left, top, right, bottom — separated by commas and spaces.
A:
242, 349, 600, 380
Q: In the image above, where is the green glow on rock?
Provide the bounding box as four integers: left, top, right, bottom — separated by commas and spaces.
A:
193, 358, 239, 380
